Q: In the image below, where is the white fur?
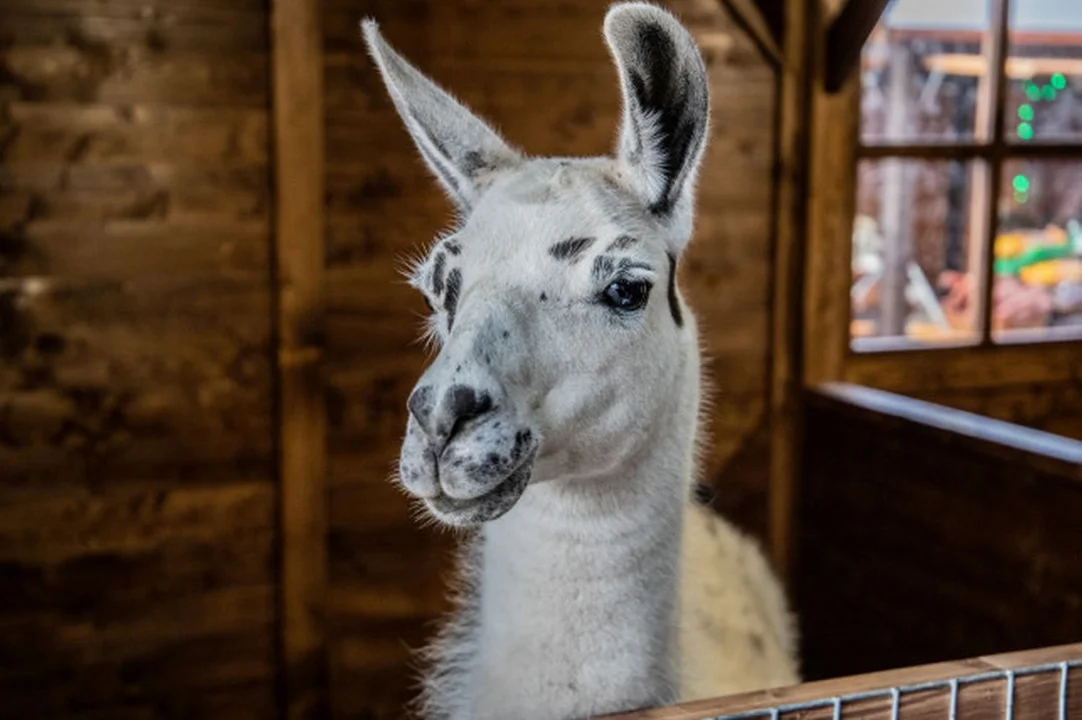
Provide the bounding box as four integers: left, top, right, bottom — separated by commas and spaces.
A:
363, 4, 800, 718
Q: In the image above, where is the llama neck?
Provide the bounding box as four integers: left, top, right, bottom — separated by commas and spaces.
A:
470, 402, 696, 718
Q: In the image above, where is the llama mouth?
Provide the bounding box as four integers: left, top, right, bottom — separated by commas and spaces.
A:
424, 453, 535, 526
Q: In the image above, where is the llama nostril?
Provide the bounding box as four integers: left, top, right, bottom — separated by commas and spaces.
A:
442, 384, 495, 441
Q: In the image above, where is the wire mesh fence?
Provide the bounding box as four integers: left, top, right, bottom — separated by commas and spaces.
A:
707, 659, 1079, 720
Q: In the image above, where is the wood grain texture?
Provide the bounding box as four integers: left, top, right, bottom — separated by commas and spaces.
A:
795, 386, 1082, 683
801, 37, 860, 385
605, 643, 1082, 719
272, 0, 328, 717
916, 382, 1082, 442
0, 0, 276, 715
766, 0, 810, 583
324, 1, 780, 716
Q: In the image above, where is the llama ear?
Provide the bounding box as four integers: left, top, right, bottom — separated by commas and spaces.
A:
603, 3, 710, 220
362, 20, 523, 212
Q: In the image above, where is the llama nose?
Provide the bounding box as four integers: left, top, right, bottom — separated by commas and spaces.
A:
408, 383, 495, 448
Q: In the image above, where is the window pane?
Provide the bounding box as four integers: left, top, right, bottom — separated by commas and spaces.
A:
993, 159, 1082, 342
861, 0, 992, 144
1004, 0, 1082, 143
852, 159, 983, 349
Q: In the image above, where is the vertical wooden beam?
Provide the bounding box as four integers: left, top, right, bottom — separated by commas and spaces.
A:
766, 0, 812, 582
271, 0, 327, 717
802, 5, 860, 386
879, 46, 915, 337
976, 0, 1012, 345
823, 0, 892, 93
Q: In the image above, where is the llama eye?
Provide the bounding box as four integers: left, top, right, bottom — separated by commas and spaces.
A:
601, 279, 650, 311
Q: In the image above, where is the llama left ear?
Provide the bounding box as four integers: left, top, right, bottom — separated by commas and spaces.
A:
603, 3, 710, 223
362, 20, 523, 213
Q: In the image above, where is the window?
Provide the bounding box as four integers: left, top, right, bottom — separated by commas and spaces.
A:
852, 0, 1082, 350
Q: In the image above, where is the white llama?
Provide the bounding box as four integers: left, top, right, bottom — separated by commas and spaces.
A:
362, 4, 800, 718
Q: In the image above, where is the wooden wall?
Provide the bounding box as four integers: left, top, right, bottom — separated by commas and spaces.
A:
794, 385, 1082, 682
0, 1, 277, 717
322, 0, 780, 716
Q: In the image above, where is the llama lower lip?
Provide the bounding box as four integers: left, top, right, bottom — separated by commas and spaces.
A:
426, 453, 534, 525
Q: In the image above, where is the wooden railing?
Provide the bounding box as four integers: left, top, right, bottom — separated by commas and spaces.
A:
794, 383, 1082, 680
606, 642, 1082, 719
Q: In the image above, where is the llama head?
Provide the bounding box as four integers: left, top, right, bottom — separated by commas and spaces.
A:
363, 2, 710, 526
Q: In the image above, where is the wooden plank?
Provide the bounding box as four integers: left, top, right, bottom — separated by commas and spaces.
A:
845, 341, 1082, 392
0, 14, 268, 52
325, 3, 610, 60
916, 381, 1082, 441
605, 644, 1082, 719
0, 164, 269, 226
857, 142, 1082, 159
5, 220, 269, 279
0, 277, 273, 484
1, 46, 267, 107
976, 0, 1012, 347
1, 103, 268, 164
764, 0, 811, 581
272, 0, 328, 716
823, 0, 891, 92
1, 0, 266, 19
795, 391, 1082, 683
802, 61, 860, 384
718, 0, 782, 66
0, 482, 274, 560
0, 590, 276, 718
809, 383, 1082, 476
0, 533, 273, 615
0, 676, 275, 720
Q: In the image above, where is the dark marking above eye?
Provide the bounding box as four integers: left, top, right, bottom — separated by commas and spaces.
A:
592, 255, 616, 281
667, 252, 683, 327
591, 254, 653, 282
444, 268, 462, 331
444, 240, 462, 255
548, 237, 595, 261
432, 253, 447, 295
606, 235, 639, 251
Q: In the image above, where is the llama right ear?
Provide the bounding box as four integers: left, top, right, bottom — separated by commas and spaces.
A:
603, 3, 710, 222
362, 20, 523, 212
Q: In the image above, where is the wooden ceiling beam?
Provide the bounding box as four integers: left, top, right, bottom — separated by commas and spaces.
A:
824, 0, 891, 92
719, 0, 783, 67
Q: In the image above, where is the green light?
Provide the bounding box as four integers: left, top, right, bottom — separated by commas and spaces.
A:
1012, 174, 1030, 193
1018, 104, 1034, 121
1026, 84, 1042, 101
1014, 190, 1030, 204
1051, 73, 1067, 90
1041, 84, 1057, 101
1018, 122, 1034, 140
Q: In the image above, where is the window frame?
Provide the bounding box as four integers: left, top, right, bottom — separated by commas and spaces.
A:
852, 0, 1082, 354
798, 0, 1082, 394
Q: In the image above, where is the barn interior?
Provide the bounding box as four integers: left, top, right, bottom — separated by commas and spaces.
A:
0, 0, 1080, 718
